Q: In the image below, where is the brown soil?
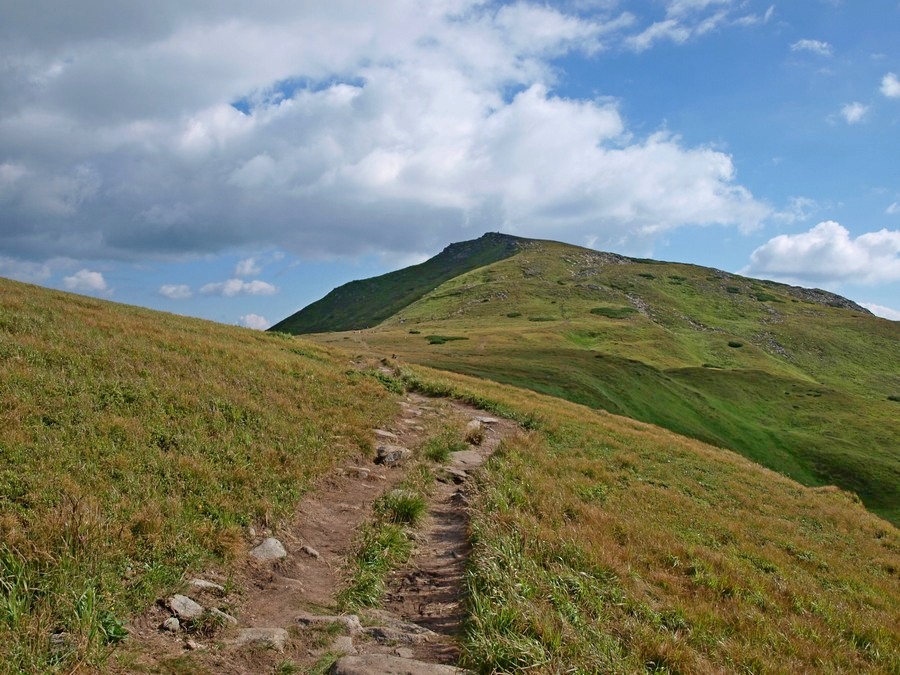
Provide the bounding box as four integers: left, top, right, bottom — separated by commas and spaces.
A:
118, 392, 517, 674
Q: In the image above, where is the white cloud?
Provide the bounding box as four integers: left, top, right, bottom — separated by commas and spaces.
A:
790, 39, 833, 57
881, 72, 900, 98
159, 283, 192, 299
63, 268, 108, 293
0, 0, 769, 266
235, 257, 263, 277
774, 196, 818, 224
200, 278, 277, 297
839, 102, 868, 124
860, 303, 900, 321
746, 221, 900, 284
239, 313, 269, 330
887, 202, 900, 215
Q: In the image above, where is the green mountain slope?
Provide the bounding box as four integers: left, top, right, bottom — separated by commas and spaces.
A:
269, 232, 526, 334
302, 236, 900, 524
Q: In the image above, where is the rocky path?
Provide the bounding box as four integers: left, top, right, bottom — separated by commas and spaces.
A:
123, 392, 517, 674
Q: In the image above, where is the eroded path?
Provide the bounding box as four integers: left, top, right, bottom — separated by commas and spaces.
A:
123, 391, 518, 674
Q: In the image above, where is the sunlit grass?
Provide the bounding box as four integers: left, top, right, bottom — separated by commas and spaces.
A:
0, 278, 396, 672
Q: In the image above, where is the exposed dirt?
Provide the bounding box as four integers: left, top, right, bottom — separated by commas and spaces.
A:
119, 392, 517, 674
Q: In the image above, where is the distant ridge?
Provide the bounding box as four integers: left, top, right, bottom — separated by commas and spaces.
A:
269, 232, 527, 334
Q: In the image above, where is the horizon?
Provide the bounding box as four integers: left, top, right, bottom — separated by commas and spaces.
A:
1, 1, 898, 325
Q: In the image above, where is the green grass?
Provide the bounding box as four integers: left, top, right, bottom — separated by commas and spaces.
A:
315, 239, 900, 524
380, 365, 900, 673
0, 278, 396, 672
422, 426, 467, 463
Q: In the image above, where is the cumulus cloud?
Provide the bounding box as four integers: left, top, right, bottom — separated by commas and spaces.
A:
200, 279, 277, 297
746, 221, 900, 284
159, 284, 192, 299
235, 257, 262, 277
0, 0, 769, 267
774, 196, 818, 224
790, 39, 832, 56
239, 313, 270, 330
882, 72, 900, 98
839, 102, 868, 124
63, 269, 108, 293
860, 303, 900, 321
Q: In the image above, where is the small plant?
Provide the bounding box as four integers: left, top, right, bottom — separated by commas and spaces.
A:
408, 329, 421, 334
726, 286, 741, 294
638, 273, 656, 279
423, 429, 467, 463
888, 395, 900, 402
426, 335, 469, 345
590, 307, 636, 319
728, 341, 743, 349
376, 490, 427, 526
528, 316, 555, 322
506, 312, 522, 318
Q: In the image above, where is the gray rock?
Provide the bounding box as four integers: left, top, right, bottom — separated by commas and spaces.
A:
168, 594, 204, 620
346, 466, 370, 479
450, 450, 482, 467
476, 416, 500, 425
189, 578, 226, 594
233, 627, 289, 652
332, 635, 357, 655
301, 544, 321, 559
209, 607, 238, 625
184, 639, 202, 650
161, 617, 180, 633
439, 467, 469, 484
464, 420, 483, 444
250, 537, 287, 561
375, 444, 412, 466
394, 647, 415, 658
373, 429, 398, 439
360, 614, 436, 645
330, 655, 467, 674
296, 611, 362, 634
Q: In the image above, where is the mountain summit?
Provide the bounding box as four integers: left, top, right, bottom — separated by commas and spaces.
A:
269, 232, 527, 334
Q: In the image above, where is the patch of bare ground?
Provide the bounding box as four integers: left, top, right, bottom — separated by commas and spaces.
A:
119, 393, 517, 675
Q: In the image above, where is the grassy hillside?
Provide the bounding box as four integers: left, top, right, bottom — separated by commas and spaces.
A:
385, 364, 900, 673
0, 278, 395, 672
309, 239, 900, 524
269, 232, 525, 334
0, 276, 897, 673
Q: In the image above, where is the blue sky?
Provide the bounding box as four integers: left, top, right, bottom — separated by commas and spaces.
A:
1, 0, 899, 327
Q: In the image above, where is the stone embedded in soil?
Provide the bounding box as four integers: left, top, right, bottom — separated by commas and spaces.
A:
161, 617, 180, 633
189, 578, 225, 594
438, 467, 469, 484
209, 607, 238, 625
394, 647, 415, 659
249, 537, 287, 561
476, 416, 500, 425
450, 450, 482, 467
330, 654, 468, 675
375, 444, 412, 466
373, 429, 398, 439
332, 635, 357, 655
301, 544, 321, 559
346, 466, 370, 479
360, 614, 437, 645
167, 594, 204, 620
233, 627, 289, 652
296, 610, 363, 634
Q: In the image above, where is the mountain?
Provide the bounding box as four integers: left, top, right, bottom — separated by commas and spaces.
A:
269, 232, 526, 334
289, 234, 900, 524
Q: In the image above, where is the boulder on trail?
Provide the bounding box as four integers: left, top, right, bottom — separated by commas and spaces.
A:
330, 654, 468, 674
375, 444, 412, 466
167, 594, 204, 620
233, 627, 289, 652
296, 610, 363, 634
249, 537, 287, 561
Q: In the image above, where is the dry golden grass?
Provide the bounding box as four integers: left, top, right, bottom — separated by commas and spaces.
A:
0, 278, 395, 672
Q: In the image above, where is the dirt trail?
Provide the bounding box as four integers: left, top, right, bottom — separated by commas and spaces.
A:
123, 391, 517, 674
